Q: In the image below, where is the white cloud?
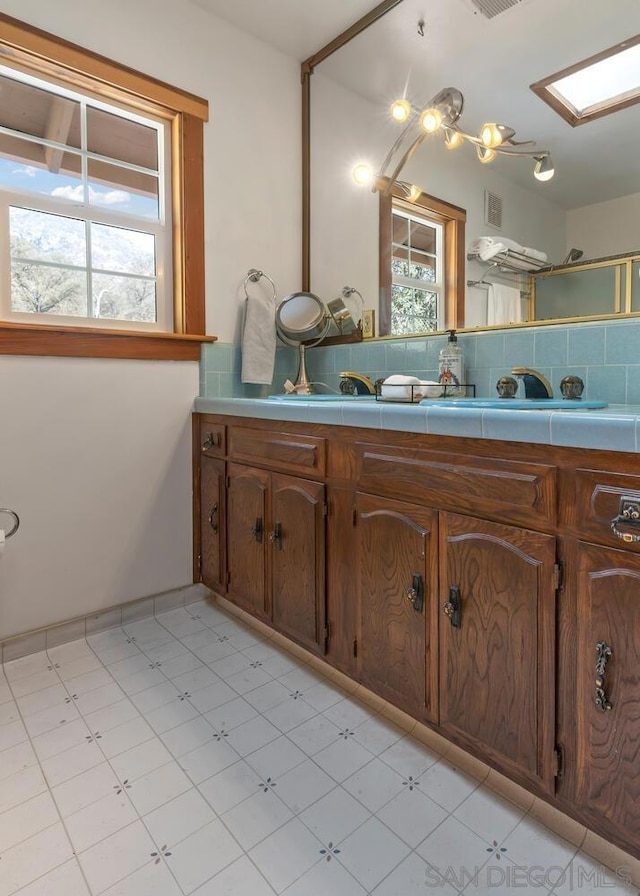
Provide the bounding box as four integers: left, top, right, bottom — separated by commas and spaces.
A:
12, 165, 37, 177
51, 184, 84, 201
94, 189, 131, 206
50, 185, 131, 206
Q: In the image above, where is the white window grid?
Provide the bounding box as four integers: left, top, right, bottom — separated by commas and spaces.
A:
0, 63, 172, 331
391, 205, 444, 331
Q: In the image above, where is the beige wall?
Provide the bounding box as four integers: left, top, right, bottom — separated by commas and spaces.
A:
566, 191, 640, 260
0, 0, 301, 638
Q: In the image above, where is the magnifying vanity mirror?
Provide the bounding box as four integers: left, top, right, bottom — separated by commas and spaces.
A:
303, 0, 640, 339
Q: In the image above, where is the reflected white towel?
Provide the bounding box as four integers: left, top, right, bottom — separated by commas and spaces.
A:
487, 283, 522, 326
241, 293, 276, 384
468, 236, 547, 266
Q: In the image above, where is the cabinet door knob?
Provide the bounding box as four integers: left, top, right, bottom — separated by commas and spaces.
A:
251, 517, 263, 543
201, 431, 220, 451
208, 502, 219, 534
595, 640, 613, 712
443, 585, 462, 628
269, 522, 282, 550
404, 574, 424, 613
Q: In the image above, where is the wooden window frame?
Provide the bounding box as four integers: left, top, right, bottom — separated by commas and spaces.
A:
379, 184, 466, 336
530, 35, 640, 128
0, 13, 214, 360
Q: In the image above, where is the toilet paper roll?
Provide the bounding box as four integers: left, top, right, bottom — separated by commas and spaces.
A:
0, 529, 4, 556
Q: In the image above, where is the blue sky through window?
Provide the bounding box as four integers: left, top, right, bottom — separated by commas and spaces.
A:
0, 159, 158, 219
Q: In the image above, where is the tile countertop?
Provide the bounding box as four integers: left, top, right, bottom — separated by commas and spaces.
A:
194, 397, 640, 454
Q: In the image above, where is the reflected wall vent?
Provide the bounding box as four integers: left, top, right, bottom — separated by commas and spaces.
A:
469, 0, 524, 18
485, 191, 503, 229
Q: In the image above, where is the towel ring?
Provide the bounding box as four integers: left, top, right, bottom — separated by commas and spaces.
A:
244, 269, 277, 305
0, 508, 19, 539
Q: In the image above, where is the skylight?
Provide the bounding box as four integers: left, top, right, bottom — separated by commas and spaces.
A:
531, 36, 640, 126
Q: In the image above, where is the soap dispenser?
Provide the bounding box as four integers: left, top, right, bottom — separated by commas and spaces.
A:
438, 329, 465, 397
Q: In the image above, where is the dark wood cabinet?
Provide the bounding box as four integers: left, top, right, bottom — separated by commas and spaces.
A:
194, 412, 640, 860
438, 512, 557, 793
356, 493, 438, 723
200, 456, 225, 592
226, 463, 270, 620
570, 541, 640, 854
226, 462, 327, 653
271, 473, 326, 654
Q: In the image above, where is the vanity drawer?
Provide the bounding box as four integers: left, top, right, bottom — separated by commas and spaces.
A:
356, 443, 556, 527
199, 418, 226, 458
227, 426, 326, 477
565, 468, 640, 551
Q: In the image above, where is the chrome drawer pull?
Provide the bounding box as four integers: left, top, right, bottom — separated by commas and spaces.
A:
611, 496, 640, 543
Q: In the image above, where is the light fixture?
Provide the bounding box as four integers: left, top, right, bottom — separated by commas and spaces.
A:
480, 122, 515, 148
351, 87, 554, 196
420, 107, 443, 133
477, 145, 497, 163
352, 162, 373, 186
396, 181, 422, 202
443, 129, 463, 150
390, 99, 411, 123
533, 153, 555, 182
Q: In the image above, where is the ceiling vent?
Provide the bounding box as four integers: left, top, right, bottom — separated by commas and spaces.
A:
469, 0, 524, 18
485, 191, 503, 229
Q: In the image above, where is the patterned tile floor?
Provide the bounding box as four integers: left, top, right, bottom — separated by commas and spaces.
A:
0, 600, 637, 895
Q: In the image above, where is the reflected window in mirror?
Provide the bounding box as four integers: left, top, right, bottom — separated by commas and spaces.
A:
390, 207, 442, 334
379, 185, 466, 337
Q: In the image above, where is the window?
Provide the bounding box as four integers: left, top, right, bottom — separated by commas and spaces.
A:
390, 207, 443, 334
379, 184, 466, 336
531, 35, 640, 127
0, 13, 210, 360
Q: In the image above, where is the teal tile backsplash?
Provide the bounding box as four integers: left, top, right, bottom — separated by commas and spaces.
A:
200, 318, 640, 405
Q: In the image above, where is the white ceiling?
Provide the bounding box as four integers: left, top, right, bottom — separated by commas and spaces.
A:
190, 0, 378, 61
194, 0, 640, 209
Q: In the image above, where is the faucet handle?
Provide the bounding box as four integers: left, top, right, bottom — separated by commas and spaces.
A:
339, 376, 357, 395
560, 375, 584, 400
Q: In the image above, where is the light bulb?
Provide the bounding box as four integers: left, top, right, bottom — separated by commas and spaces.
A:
420, 107, 442, 133
534, 154, 555, 182
480, 123, 503, 148
477, 146, 496, 164
407, 184, 422, 202
444, 130, 463, 150
352, 163, 373, 186
480, 123, 516, 148
390, 99, 411, 123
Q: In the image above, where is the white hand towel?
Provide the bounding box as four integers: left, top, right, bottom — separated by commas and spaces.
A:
381, 374, 422, 401
487, 283, 522, 326
241, 293, 276, 384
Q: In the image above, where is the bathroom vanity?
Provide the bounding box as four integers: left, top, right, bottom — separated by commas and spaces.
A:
193, 401, 640, 859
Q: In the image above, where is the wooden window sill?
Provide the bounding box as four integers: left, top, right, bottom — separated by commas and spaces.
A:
0, 323, 216, 361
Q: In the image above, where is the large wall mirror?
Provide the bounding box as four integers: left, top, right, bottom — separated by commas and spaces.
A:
302, 0, 640, 338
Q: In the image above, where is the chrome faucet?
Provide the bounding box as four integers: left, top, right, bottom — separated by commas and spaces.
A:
339, 371, 376, 395
511, 367, 553, 399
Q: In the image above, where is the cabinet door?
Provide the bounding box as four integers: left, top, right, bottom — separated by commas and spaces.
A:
200, 457, 225, 592
357, 493, 437, 723
573, 541, 640, 849
439, 512, 556, 792
271, 473, 326, 654
227, 463, 269, 619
